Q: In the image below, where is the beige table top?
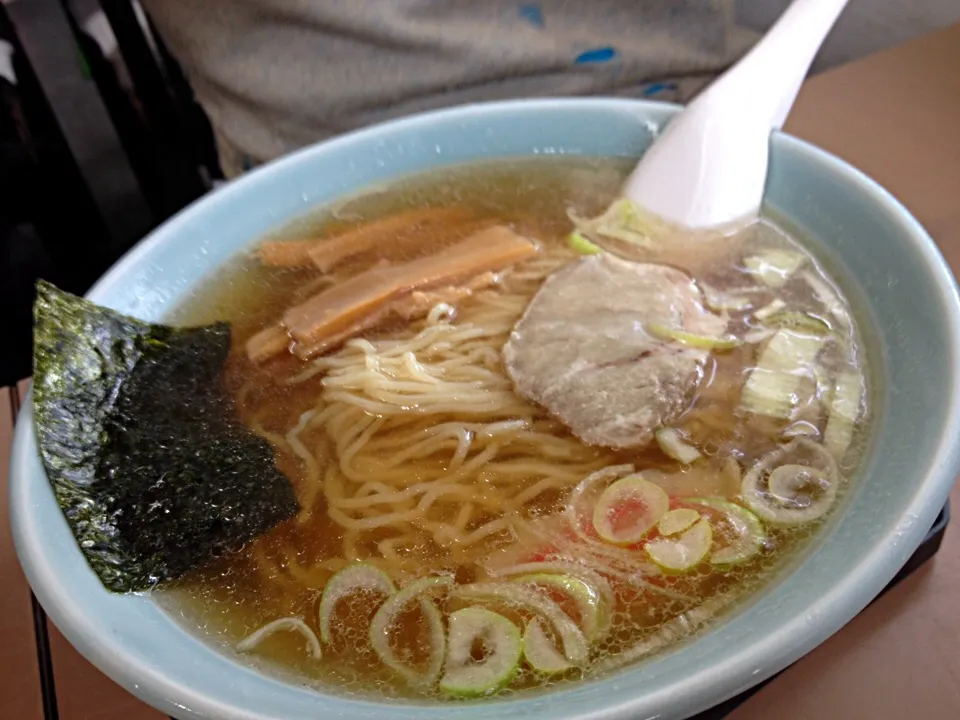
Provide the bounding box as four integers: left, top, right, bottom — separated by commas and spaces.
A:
2, 24, 960, 720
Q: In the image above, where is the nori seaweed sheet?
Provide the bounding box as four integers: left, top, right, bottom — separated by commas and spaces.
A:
31, 280, 299, 592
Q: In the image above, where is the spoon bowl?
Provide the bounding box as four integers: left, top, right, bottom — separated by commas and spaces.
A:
623, 0, 850, 229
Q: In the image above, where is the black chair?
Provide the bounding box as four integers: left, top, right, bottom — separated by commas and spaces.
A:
0, 0, 221, 385
83, 0, 222, 217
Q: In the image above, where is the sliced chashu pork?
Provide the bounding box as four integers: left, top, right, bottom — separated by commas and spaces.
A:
503, 254, 726, 449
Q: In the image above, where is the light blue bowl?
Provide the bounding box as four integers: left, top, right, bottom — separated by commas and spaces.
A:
10, 99, 960, 720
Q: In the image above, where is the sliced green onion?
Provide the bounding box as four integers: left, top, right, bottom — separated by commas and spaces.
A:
647, 323, 743, 350
701, 282, 753, 312
451, 582, 589, 665
600, 198, 656, 243
763, 464, 836, 523
593, 224, 653, 247
439, 607, 521, 697
685, 498, 765, 565
237, 617, 322, 660
369, 575, 452, 687
644, 518, 713, 572
561, 467, 675, 581
523, 618, 572, 674
566, 230, 603, 255
615, 197, 648, 229
741, 440, 840, 525
318, 563, 395, 644
657, 508, 700, 536
744, 250, 806, 288
567, 198, 658, 249
593, 475, 670, 545
741, 330, 825, 418
488, 561, 615, 620
762, 310, 831, 336
783, 421, 821, 439
566, 464, 636, 545
753, 298, 786, 321
513, 573, 606, 641
823, 372, 863, 460
655, 428, 702, 465
802, 271, 851, 329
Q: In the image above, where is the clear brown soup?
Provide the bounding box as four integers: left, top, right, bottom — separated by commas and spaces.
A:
159, 158, 871, 701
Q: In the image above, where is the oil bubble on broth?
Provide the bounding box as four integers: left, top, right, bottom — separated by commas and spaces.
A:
158, 158, 873, 702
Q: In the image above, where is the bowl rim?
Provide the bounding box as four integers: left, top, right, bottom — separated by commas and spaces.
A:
10, 97, 960, 720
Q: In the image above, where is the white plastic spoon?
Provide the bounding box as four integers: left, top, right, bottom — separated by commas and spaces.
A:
622, 0, 850, 231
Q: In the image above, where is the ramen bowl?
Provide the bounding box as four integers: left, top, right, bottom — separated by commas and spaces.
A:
10, 99, 960, 720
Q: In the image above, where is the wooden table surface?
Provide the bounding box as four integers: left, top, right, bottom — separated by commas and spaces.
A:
2, 24, 960, 720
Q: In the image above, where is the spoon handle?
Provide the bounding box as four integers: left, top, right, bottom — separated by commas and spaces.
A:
622, 0, 849, 230
743, 0, 851, 130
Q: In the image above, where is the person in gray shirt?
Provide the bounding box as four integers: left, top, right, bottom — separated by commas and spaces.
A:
142, 1, 756, 177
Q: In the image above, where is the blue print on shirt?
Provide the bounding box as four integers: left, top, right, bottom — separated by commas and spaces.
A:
643, 82, 679, 96
574, 47, 618, 64
518, 4, 545, 28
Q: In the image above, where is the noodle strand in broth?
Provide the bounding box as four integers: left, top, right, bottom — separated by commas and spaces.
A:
287, 246, 607, 567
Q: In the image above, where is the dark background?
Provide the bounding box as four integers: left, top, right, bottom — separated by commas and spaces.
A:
0, 0, 222, 386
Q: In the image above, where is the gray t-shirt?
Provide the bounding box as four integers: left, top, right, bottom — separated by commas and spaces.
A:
143, 1, 756, 175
